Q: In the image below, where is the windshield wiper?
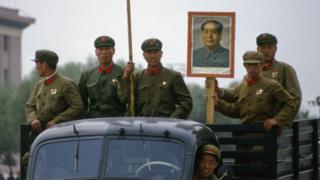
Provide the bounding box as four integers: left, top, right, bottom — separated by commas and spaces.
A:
139, 123, 151, 171
73, 124, 79, 172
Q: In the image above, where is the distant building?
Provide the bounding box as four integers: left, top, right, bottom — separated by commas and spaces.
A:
0, 6, 34, 88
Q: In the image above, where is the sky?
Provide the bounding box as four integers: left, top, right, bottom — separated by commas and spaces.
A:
1, 0, 320, 116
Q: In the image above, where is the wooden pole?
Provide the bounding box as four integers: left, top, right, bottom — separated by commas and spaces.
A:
206, 78, 216, 124
126, 0, 135, 116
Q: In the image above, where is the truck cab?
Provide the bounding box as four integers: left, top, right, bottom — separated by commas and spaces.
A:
26, 117, 219, 180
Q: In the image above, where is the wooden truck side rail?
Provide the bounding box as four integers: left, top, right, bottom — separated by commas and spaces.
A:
208, 118, 319, 180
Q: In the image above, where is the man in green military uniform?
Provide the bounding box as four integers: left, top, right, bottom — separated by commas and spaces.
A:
24, 49, 84, 168
26, 49, 84, 132
78, 35, 126, 118
214, 51, 296, 131
257, 33, 301, 124
213, 51, 296, 176
193, 144, 221, 180
118, 38, 193, 119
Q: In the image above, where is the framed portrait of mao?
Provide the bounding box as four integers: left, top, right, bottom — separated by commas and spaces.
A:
187, 12, 235, 78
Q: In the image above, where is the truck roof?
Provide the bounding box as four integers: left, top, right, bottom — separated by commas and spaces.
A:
30, 117, 218, 154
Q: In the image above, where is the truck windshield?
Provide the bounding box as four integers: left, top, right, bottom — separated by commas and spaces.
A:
105, 139, 184, 179
33, 137, 102, 180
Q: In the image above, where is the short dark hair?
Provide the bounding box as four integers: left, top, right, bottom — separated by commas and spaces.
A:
201, 20, 223, 33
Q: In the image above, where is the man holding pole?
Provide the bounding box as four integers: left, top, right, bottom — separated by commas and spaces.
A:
212, 34, 301, 125
213, 51, 296, 131
211, 51, 296, 172
118, 38, 193, 119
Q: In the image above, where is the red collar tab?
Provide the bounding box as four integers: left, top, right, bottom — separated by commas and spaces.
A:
45, 75, 57, 85
147, 65, 162, 75
98, 64, 113, 74
263, 62, 273, 70
246, 78, 257, 86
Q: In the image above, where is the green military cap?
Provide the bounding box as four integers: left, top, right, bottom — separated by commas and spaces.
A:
200, 144, 221, 160
243, 50, 264, 64
32, 49, 59, 67
94, 35, 115, 48
256, 33, 278, 46
141, 38, 162, 51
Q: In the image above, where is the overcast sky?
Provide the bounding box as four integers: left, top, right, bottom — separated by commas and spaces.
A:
1, 0, 320, 116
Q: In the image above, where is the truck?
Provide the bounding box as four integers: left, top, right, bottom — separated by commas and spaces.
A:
21, 118, 320, 179
21, 117, 224, 180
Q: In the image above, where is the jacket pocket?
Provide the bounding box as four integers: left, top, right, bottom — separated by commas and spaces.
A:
50, 94, 67, 114
86, 82, 99, 100
137, 84, 149, 103
158, 82, 172, 102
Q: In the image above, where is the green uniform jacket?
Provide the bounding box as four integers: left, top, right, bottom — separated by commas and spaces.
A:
118, 67, 193, 119
78, 64, 126, 118
220, 60, 301, 126
261, 60, 302, 124
216, 75, 296, 128
25, 73, 84, 124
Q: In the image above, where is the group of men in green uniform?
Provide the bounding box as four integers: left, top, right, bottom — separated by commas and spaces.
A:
25, 36, 193, 136
23, 36, 194, 169
211, 33, 301, 134
25, 33, 301, 135
208, 33, 301, 179
24, 33, 301, 179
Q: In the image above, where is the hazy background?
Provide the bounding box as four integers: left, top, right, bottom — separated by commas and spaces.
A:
1, 0, 320, 116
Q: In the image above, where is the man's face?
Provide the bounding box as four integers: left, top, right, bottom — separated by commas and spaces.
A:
257, 44, 277, 62
143, 50, 162, 67
35, 61, 47, 77
202, 22, 222, 50
95, 46, 115, 67
244, 63, 263, 78
198, 154, 218, 178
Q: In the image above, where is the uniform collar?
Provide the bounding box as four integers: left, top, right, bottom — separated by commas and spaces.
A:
98, 63, 113, 74
245, 74, 262, 86
263, 62, 272, 71
146, 64, 162, 75
263, 59, 276, 71
45, 71, 57, 85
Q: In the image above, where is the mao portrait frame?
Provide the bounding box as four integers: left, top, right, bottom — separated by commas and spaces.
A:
187, 12, 235, 78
